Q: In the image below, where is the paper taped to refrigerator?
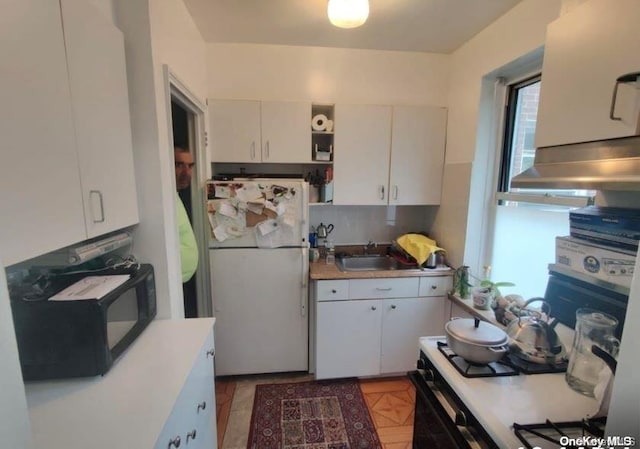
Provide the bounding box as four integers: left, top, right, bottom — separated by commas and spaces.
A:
206, 181, 303, 247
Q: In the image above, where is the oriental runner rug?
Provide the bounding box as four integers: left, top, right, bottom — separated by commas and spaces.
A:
247, 378, 382, 449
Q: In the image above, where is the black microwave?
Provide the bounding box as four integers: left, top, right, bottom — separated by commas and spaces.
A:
10, 263, 156, 381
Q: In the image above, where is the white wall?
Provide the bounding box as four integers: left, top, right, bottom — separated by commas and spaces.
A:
431, 0, 562, 271
207, 43, 449, 105
310, 206, 437, 246
114, 0, 208, 319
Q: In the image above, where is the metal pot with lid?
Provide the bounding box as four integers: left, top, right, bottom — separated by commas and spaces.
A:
506, 298, 566, 365
445, 317, 509, 364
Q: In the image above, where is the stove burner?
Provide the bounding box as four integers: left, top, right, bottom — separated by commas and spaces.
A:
513, 417, 606, 449
502, 352, 568, 375
437, 341, 519, 378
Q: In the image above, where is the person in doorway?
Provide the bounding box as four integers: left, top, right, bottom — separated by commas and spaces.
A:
174, 146, 198, 318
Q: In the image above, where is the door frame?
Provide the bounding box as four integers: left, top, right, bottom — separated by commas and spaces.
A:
162, 65, 212, 317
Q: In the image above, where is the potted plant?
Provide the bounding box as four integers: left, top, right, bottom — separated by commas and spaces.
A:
472, 279, 515, 310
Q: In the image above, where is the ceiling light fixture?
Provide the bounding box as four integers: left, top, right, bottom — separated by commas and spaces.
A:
327, 0, 369, 29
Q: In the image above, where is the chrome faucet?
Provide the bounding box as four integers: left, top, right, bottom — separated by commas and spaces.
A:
363, 240, 377, 255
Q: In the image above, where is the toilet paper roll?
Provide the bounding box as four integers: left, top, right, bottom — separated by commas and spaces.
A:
311, 114, 328, 131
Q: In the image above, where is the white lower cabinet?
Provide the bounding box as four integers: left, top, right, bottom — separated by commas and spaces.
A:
380, 297, 445, 373
316, 300, 382, 379
155, 329, 216, 449
315, 276, 451, 379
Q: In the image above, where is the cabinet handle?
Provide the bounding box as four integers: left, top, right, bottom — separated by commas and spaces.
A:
610, 72, 640, 121
251, 141, 256, 160
390, 304, 397, 309
89, 190, 105, 223
379, 185, 385, 200
186, 430, 197, 443
375, 287, 392, 291
206, 348, 215, 358
265, 140, 270, 159
371, 306, 377, 311
393, 185, 398, 200
197, 401, 207, 413
331, 289, 337, 293
168, 436, 181, 448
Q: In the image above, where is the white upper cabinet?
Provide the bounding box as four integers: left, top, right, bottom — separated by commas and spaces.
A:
1, 0, 86, 266
61, 0, 139, 238
333, 104, 392, 205
535, 0, 640, 148
209, 99, 261, 163
261, 101, 311, 163
0, 0, 139, 266
209, 99, 311, 163
333, 104, 446, 206
389, 106, 446, 205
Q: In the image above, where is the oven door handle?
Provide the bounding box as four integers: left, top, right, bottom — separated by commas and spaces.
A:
409, 371, 486, 449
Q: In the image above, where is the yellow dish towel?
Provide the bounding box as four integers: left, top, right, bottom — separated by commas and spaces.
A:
396, 234, 444, 266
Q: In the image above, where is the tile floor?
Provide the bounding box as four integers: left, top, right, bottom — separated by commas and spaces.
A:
215, 374, 415, 449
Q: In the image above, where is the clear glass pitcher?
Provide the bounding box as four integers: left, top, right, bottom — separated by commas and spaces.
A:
565, 308, 620, 397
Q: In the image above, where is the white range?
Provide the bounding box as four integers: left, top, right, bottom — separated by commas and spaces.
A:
418, 336, 600, 448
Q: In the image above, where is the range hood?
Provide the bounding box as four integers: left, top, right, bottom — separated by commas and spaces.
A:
511, 136, 640, 191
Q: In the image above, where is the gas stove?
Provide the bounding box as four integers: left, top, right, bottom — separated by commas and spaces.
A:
437, 341, 567, 378
417, 337, 599, 448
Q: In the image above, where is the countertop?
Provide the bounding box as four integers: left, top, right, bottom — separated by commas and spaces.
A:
310, 261, 454, 280
25, 318, 215, 449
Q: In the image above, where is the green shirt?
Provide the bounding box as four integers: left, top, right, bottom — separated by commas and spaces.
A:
176, 193, 198, 282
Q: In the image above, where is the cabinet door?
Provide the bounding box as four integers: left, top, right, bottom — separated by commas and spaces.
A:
389, 106, 446, 205
61, 0, 139, 238
0, 0, 86, 266
333, 104, 392, 205
380, 297, 446, 374
535, 0, 640, 147
209, 99, 261, 163
316, 300, 382, 379
155, 330, 217, 449
261, 101, 311, 163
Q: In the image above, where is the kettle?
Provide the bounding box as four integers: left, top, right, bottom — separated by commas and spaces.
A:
506, 298, 566, 365
316, 222, 334, 239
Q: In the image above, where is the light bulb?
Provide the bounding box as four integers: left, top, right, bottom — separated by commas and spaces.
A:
327, 0, 369, 29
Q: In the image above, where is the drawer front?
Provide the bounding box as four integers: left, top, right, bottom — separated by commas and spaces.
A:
418, 276, 452, 297
316, 280, 350, 301
349, 278, 419, 299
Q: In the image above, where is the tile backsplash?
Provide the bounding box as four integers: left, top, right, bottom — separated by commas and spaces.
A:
310, 205, 437, 246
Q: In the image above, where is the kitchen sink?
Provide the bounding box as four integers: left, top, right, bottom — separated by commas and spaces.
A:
336, 255, 412, 272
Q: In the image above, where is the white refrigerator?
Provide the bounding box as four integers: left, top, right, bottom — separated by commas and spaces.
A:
207, 179, 309, 376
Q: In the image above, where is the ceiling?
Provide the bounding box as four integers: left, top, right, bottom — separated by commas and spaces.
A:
183, 0, 522, 54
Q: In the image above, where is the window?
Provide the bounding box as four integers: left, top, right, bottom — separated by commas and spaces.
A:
497, 75, 594, 206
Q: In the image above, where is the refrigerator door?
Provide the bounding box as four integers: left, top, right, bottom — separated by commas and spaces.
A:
210, 247, 309, 375
207, 179, 308, 248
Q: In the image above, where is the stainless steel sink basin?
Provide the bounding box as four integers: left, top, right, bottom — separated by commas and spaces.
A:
336, 255, 403, 272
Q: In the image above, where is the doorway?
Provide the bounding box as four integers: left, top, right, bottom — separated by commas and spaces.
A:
164, 66, 212, 318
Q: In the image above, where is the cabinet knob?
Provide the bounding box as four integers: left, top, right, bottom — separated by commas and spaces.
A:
371, 306, 377, 311
197, 401, 207, 413
431, 285, 437, 290
206, 348, 215, 358
186, 430, 197, 443
168, 436, 181, 448
331, 289, 337, 293
390, 304, 396, 309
